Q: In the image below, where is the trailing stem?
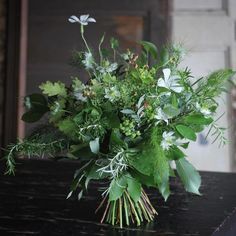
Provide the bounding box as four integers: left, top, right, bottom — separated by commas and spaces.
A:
96, 189, 157, 228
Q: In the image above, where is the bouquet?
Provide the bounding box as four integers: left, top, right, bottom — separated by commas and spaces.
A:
4, 14, 235, 228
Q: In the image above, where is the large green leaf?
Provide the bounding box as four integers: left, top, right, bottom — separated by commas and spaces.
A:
22, 93, 49, 123
167, 146, 186, 160
109, 176, 127, 201
176, 125, 197, 141
128, 130, 170, 200
184, 114, 213, 125
127, 176, 142, 203
22, 110, 47, 123
175, 158, 201, 195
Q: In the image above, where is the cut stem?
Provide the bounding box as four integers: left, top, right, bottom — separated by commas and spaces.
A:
96, 188, 157, 227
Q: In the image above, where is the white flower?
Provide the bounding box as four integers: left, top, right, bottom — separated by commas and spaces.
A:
68, 14, 96, 25
82, 52, 94, 69
161, 131, 176, 150
97, 62, 118, 74
196, 103, 211, 116
104, 86, 120, 102
74, 91, 87, 102
157, 68, 183, 93
154, 108, 169, 124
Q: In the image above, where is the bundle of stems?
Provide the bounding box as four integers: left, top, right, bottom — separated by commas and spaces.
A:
96, 189, 158, 228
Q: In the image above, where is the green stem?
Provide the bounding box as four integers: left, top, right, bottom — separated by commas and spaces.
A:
125, 191, 141, 226
112, 200, 117, 225
80, 25, 91, 53
123, 194, 130, 226
119, 198, 123, 228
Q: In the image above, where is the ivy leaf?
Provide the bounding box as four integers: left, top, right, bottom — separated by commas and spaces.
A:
89, 138, 100, 154
39, 81, 67, 97
127, 177, 142, 202
176, 125, 197, 141
175, 158, 201, 195
109, 176, 127, 201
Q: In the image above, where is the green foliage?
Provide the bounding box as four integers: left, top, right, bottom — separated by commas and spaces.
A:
22, 94, 49, 123
4, 127, 68, 175
4, 17, 236, 227
109, 175, 128, 201
140, 41, 158, 60
176, 125, 197, 141
197, 69, 235, 98
175, 158, 201, 195
39, 81, 67, 97
129, 128, 170, 200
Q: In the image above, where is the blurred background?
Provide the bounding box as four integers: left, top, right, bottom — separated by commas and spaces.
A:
0, 0, 236, 172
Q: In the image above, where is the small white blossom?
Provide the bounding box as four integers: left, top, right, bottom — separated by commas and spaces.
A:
74, 91, 87, 102
157, 68, 183, 93
196, 102, 211, 116
161, 131, 176, 150
104, 86, 120, 102
68, 14, 96, 25
154, 108, 169, 124
82, 52, 94, 69
97, 62, 118, 74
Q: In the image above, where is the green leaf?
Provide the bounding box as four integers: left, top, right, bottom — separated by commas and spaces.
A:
175, 158, 201, 195
158, 181, 170, 201
39, 81, 67, 97
176, 125, 197, 141
89, 138, 100, 154
57, 118, 78, 141
163, 104, 180, 118
110, 37, 119, 49
140, 41, 158, 59
184, 114, 213, 125
105, 112, 120, 128
24, 93, 48, 109
128, 128, 170, 201
167, 146, 186, 160
127, 177, 141, 202
22, 110, 47, 123
109, 129, 126, 147
129, 169, 156, 188
171, 94, 178, 108
22, 94, 49, 123
109, 176, 127, 201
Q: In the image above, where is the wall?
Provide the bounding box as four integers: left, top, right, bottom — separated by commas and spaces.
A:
0, 0, 6, 149
172, 0, 236, 172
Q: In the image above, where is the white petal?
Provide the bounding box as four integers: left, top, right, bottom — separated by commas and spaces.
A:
171, 85, 183, 93
80, 14, 89, 22
68, 15, 80, 23
80, 21, 88, 25
157, 78, 168, 89
87, 17, 96, 23
163, 68, 171, 80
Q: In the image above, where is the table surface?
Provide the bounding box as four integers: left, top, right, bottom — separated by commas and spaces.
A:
0, 159, 236, 236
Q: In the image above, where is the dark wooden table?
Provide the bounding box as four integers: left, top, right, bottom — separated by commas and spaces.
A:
0, 159, 236, 236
